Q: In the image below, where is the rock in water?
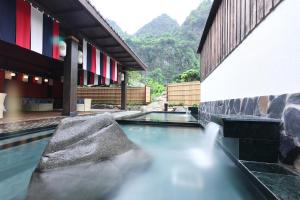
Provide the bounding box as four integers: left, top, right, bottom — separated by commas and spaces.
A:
26, 113, 151, 200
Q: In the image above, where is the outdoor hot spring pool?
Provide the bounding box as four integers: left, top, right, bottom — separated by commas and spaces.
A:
129, 112, 198, 123
0, 124, 265, 200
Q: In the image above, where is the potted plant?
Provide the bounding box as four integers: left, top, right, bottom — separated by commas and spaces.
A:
188, 104, 199, 115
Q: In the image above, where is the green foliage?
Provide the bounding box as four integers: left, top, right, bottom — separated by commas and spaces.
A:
147, 68, 164, 84
124, 0, 211, 83
146, 68, 166, 99
146, 79, 165, 99
126, 33, 201, 82
106, 19, 129, 39
174, 69, 200, 83
135, 14, 179, 37
128, 71, 145, 87
108, 0, 212, 95
179, 0, 212, 48
127, 69, 165, 99
178, 103, 184, 106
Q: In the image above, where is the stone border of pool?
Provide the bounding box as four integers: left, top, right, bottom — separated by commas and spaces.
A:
117, 119, 202, 127
3, 111, 290, 199
217, 140, 279, 200
0, 111, 143, 151
0, 126, 56, 151
116, 111, 203, 128
0, 111, 285, 199
0, 125, 57, 141
0, 111, 142, 139
119, 112, 282, 199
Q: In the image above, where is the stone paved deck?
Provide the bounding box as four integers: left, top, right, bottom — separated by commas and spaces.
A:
0, 110, 141, 134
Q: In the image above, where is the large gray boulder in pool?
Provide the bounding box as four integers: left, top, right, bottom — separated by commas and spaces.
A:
25, 113, 151, 200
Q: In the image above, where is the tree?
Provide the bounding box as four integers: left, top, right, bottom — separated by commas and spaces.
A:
147, 68, 164, 84
128, 71, 145, 87
174, 69, 200, 83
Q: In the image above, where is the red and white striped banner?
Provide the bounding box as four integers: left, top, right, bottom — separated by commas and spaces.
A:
81, 39, 121, 86
0, 0, 61, 60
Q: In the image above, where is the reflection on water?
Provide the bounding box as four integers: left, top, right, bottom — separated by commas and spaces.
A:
0, 139, 49, 200
188, 148, 214, 169
0, 125, 264, 200
171, 165, 204, 190
133, 113, 197, 123
113, 125, 264, 200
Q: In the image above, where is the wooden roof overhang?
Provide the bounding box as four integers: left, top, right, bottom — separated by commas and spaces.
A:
30, 0, 147, 71
0, 40, 63, 79
197, 0, 222, 54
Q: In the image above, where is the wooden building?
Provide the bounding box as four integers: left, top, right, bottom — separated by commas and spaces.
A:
198, 0, 300, 168
0, 0, 147, 117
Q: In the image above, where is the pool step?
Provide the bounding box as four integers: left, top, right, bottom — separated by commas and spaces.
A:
212, 115, 281, 163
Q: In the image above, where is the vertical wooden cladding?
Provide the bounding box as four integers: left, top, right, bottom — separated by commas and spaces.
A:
257, 0, 265, 22
236, 0, 241, 44
240, 0, 246, 44
200, 0, 283, 81
251, 0, 257, 30
265, 0, 273, 14
245, 1, 251, 35
274, 0, 283, 6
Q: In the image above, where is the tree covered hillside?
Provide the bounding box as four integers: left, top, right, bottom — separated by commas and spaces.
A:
135, 14, 179, 37
107, 0, 212, 97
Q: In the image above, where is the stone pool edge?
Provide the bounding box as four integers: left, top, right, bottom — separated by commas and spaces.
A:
217, 140, 279, 200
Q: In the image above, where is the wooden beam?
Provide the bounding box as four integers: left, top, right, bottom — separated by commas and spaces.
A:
110, 51, 127, 55
121, 71, 127, 110
101, 44, 119, 48
63, 37, 79, 116
91, 36, 111, 40
67, 24, 99, 31
117, 58, 135, 62
53, 8, 84, 16
122, 62, 137, 65
77, 0, 147, 70
0, 40, 63, 77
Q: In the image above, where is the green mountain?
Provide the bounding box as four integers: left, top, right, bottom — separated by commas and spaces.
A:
179, 0, 212, 50
106, 19, 129, 39
107, 0, 212, 84
135, 14, 179, 37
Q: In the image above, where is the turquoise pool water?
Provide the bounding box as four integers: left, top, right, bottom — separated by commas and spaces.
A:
131, 112, 197, 123
113, 124, 265, 200
0, 124, 264, 200
0, 138, 49, 200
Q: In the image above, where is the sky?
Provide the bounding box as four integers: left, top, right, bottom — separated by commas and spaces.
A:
89, 0, 204, 34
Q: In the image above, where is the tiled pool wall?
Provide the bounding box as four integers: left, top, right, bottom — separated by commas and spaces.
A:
199, 93, 300, 170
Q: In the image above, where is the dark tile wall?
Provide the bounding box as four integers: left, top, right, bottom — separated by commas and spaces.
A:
199, 93, 300, 168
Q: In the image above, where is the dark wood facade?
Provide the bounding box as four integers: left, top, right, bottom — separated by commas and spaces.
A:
198, 0, 283, 81
0, 0, 148, 115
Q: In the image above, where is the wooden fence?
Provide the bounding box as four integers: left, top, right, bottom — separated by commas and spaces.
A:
77, 86, 151, 105
167, 81, 200, 106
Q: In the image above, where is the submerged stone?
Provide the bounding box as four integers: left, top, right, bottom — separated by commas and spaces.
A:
26, 113, 151, 200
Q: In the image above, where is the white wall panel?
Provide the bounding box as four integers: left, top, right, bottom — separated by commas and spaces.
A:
201, 0, 300, 102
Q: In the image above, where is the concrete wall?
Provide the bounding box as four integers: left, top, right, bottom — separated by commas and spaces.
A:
200, 0, 300, 169
201, 0, 300, 102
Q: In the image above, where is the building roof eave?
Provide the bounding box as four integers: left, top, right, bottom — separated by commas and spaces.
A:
197, 0, 222, 54
30, 0, 148, 71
